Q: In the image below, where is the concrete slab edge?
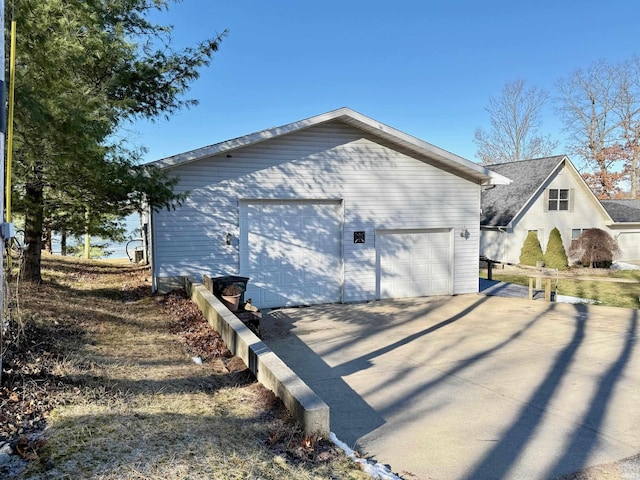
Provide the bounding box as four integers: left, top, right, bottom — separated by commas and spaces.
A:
185, 278, 330, 436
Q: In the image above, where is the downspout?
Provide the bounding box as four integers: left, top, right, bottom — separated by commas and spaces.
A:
149, 205, 157, 293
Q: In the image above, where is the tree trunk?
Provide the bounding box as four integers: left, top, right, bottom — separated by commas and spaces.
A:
21, 181, 44, 283
84, 233, 90, 259
632, 156, 638, 199
43, 227, 52, 253
61, 230, 67, 256
84, 208, 91, 259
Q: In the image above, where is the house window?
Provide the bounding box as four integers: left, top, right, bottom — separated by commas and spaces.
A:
548, 189, 569, 211
571, 228, 591, 248
571, 228, 585, 240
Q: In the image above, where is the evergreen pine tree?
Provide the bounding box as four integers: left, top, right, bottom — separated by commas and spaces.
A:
543, 228, 569, 270
519, 231, 544, 266
12, 0, 226, 281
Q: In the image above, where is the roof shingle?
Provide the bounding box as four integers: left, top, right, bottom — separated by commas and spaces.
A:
481, 156, 565, 227
600, 199, 640, 223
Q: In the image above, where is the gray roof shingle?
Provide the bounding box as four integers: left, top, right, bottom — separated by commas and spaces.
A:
481, 156, 566, 227
600, 199, 640, 223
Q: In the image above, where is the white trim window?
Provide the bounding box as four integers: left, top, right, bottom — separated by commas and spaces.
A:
571, 228, 586, 240
548, 189, 570, 211
570, 228, 589, 249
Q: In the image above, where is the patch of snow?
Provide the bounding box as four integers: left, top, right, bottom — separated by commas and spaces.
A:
612, 262, 640, 271
555, 295, 598, 305
330, 432, 402, 480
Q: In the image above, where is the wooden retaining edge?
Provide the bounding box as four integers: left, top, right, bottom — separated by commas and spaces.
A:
185, 278, 330, 436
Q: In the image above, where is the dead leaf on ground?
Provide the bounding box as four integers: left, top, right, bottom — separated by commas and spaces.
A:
15, 435, 40, 460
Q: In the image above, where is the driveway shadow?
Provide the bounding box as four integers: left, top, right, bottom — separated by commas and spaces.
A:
263, 308, 385, 445
262, 295, 489, 446
263, 297, 640, 480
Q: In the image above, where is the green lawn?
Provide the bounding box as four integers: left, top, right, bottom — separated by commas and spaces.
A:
480, 268, 640, 309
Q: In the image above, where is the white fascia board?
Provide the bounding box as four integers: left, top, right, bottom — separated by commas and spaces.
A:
484, 170, 512, 185
338, 109, 512, 184
149, 107, 510, 184
608, 221, 640, 227
149, 110, 347, 169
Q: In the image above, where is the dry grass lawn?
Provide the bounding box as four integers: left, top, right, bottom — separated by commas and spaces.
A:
1, 255, 368, 480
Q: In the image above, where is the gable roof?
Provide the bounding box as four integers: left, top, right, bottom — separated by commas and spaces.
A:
481, 156, 566, 227
600, 199, 640, 223
150, 107, 510, 186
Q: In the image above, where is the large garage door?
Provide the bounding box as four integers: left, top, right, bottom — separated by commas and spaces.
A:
240, 200, 343, 308
377, 229, 453, 299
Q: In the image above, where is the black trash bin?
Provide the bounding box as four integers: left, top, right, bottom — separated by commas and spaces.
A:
210, 276, 250, 303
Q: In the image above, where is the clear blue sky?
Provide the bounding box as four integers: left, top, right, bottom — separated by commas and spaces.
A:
128, 0, 640, 164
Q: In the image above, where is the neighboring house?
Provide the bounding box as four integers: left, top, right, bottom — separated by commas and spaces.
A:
145, 107, 508, 308
600, 200, 640, 261
480, 155, 640, 264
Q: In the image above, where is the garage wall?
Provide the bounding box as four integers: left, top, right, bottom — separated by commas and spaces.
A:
152, 120, 481, 303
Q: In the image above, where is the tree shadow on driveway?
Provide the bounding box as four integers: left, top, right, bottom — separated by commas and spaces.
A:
263, 296, 640, 480
263, 295, 498, 447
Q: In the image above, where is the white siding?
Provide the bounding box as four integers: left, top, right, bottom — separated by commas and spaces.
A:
153, 120, 481, 301
480, 229, 508, 263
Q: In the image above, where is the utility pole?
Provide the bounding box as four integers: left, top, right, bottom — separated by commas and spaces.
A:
0, 0, 6, 383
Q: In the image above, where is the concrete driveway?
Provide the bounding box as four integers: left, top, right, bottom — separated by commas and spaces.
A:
262, 295, 640, 480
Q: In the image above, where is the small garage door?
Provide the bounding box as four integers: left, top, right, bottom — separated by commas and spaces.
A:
616, 231, 640, 261
377, 229, 453, 299
240, 200, 343, 308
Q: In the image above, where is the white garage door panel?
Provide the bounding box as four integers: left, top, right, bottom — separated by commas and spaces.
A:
616, 232, 640, 261
378, 229, 452, 299
240, 200, 342, 308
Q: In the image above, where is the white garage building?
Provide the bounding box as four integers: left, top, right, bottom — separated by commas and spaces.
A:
146, 108, 508, 308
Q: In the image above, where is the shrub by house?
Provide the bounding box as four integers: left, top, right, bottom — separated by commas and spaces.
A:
543, 227, 569, 270
519, 231, 544, 266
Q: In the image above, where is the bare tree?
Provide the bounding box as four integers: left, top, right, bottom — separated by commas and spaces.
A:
556, 58, 640, 199
616, 56, 640, 199
474, 79, 558, 165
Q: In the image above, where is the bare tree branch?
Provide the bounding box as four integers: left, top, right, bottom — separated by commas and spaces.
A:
474, 79, 558, 165
555, 58, 640, 199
